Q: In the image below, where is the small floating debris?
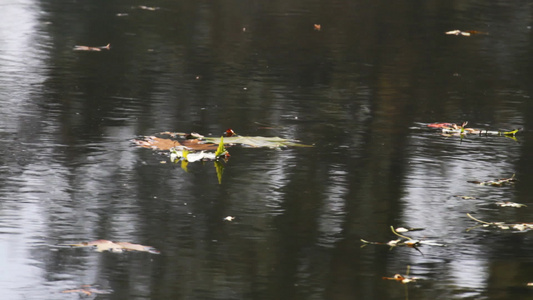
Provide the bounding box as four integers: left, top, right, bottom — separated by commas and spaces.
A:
383, 266, 420, 284
136, 5, 160, 11
454, 195, 477, 200
62, 240, 160, 254
313, 24, 321, 31
223, 216, 235, 221
495, 201, 527, 208
73, 43, 110, 52
394, 227, 425, 233
361, 226, 445, 256
445, 30, 488, 36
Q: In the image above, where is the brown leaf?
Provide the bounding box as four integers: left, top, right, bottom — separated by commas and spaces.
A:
181, 139, 219, 151
132, 136, 182, 150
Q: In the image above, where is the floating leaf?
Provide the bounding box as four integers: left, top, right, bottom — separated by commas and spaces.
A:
445, 30, 488, 36
73, 43, 110, 51
215, 136, 228, 158
394, 227, 425, 233
62, 285, 112, 296
361, 226, 445, 255
133, 136, 182, 151
383, 266, 420, 284
495, 201, 527, 208
202, 135, 311, 148
137, 5, 160, 11
62, 240, 160, 254
427, 122, 454, 128
468, 174, 517, 186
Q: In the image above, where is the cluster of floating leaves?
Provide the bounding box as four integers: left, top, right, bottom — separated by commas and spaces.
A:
61, 239, 160, 254
133, 129, 311, 183
133, 129, 310, 152
467, 213, 533, 232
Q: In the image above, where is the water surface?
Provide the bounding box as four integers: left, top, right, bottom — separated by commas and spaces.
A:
0, 0, 532, 299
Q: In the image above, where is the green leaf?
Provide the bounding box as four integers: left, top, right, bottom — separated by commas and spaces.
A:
215, 136, 227, 158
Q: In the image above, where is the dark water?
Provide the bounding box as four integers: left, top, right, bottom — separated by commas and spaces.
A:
1, 0, 532, 299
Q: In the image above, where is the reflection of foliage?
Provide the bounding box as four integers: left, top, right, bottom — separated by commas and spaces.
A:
214, 160, 225, 184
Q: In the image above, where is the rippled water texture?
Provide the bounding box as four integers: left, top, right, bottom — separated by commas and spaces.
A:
1, 0, 533, 299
